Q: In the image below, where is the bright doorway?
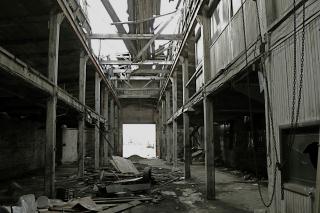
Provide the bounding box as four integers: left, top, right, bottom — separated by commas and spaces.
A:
122, 124, 156, 158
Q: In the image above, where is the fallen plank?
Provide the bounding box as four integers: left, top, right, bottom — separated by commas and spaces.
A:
106, 183, 151, 193
94, 197, 152, 204
99, 200, 142, 213
111, 156, 139, 174
192, 150, 203, 158
113, 177, 143, 184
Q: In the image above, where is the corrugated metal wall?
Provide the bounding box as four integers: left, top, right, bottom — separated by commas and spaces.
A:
266, 1, 320, 212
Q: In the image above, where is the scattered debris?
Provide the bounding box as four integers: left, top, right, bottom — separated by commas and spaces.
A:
110, 156, 139, 175
99, 200, 142, 213
160, 191, 177, 197
106, 183, 151, 193
178, 188, 203, 208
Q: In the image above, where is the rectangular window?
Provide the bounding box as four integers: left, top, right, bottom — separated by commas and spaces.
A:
281, 126, 319, 186
195, 33, 203, 65
211, 0, 230, 41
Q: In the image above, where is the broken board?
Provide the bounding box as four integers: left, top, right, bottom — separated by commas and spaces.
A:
110, 156, 139, 175
106, 183, 151, 193
99, 200, 142, 213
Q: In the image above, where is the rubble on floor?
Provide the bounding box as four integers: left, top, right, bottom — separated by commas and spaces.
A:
0, 156, 185, 213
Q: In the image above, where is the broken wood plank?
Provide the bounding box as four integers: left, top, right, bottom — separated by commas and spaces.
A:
99, 200, 142, 213
110, 156, 139, 175
106, 183, 151, 193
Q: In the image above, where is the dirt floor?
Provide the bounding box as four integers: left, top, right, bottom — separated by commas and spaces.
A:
0, 158, 268, 213
129, 158, 268, 213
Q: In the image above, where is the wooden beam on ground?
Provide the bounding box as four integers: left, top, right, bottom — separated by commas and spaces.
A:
78, 51, 88, 177
45, 12, 64, 198
101, 60, 173, 66
100, 0, 137, 56
181, 56, 191, 179
89, 33, 182, 40
94, 72, 101, 169
172, 71, 178, 168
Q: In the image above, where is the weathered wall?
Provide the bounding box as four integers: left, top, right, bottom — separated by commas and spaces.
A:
0, 116, 45, 180
265, 1, 320, 212
61, 127, 95, 167
121, 100, 157, 124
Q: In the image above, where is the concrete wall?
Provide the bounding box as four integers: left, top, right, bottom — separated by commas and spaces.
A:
0, 116, 45, 180
121, 101, 157, 124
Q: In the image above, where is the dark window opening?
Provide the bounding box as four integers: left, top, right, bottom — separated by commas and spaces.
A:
281, 126, 319, 186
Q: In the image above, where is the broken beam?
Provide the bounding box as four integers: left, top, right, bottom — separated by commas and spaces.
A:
89, 33, 182, 40
110, 76, 165, 81
112, 69, 169, 74
101, 60, 173, 65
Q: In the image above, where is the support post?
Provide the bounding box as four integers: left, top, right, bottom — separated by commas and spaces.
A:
110, 99, 115, 155
172, 71, 178, 168
118, 107, 123, 156
114, 105, 119, 155
45, 12, 64, 197
78, 51, 88, 177
94, 72, 101, 169
165, 90, 172, 162
315, 135, 320, 213
201, 13, 215, 200
181, 56, 191, 179
101, 87, 109, 165
161, 99, 166, 160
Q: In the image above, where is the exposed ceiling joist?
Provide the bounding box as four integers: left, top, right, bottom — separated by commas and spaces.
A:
100, 0, 137, 56
111, 76, 165, 81
101, 60, 173, 65
112, 69, 169, 74
88, 33, 182, 40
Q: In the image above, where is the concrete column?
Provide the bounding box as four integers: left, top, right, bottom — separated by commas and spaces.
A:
181, 56, 191, 179
101, 87, 109, 166
78, 51, 88, 177
172, 71, 178, 168
94, 72, 101, 169
201, 14, 215, 200
109, 99, 115, 155
165, 90, 171, 162
45, 12, 64, 197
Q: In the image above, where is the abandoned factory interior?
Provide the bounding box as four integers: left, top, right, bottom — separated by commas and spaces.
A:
1, 0, 320, 212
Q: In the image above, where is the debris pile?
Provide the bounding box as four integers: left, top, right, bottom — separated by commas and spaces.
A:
0, 156, 184, 213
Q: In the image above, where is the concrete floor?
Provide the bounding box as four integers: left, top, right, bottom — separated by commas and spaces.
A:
130, 158, 267, 213
0, 159, 267, 213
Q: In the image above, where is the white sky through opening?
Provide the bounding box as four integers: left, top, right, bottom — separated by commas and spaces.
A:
86, 0, 180, 59
122, 124, 156, 158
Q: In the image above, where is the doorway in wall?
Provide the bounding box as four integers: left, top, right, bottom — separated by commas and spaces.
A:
122, 124, 156, 158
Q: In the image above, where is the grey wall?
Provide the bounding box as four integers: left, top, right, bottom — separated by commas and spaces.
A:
0, 116, 45, 180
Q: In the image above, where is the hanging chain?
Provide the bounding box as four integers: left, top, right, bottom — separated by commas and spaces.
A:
288, 0, 307, 155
